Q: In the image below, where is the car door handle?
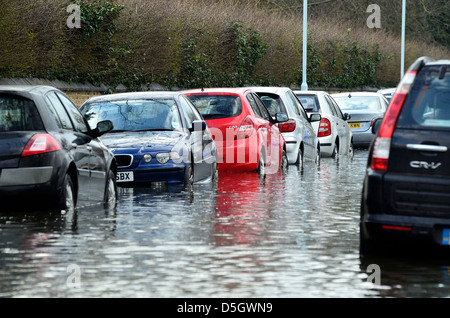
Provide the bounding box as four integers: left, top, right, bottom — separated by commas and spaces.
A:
407, 144, 448, 153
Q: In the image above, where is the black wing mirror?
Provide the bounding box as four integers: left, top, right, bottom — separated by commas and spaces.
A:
93, 120, 114, 137
372, 118, 382, 134
309, 114, 321, 122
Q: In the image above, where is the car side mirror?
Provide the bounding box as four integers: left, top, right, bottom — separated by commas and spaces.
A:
275, 113, 289, 123
94, 120, 114, 137
309, 114, 321, 122
344, 113, 351, 121
190, 120, 207, 132
372, 118, 382, 134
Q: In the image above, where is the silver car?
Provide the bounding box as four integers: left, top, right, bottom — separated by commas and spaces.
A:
294, 90, 353, 159
332, 92, 389, 148
250, 87, 321, 167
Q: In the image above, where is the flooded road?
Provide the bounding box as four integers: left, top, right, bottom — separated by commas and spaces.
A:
2, 149, 450, 298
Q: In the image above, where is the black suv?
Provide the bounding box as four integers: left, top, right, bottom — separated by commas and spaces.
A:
360, 56, 450, 254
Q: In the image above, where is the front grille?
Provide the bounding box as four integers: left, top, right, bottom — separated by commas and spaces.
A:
392, 182, 450, 218
115, 154, 133, 168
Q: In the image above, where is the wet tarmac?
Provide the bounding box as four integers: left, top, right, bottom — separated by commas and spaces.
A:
2, 150, 450, 298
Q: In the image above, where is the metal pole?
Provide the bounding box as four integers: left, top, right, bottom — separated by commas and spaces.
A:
401, 0, 406, 79
301, 0, 308, 91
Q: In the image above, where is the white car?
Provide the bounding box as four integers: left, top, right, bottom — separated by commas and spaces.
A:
250, 87, 321, 166
294, 90, 353, 159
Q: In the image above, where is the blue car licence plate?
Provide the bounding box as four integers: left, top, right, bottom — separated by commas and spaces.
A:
442, 228, 450, 245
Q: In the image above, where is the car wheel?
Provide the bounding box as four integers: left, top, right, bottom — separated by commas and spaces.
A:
359, 223, 380, 256
185, 162, 194, 189
331, 144, 339, 160
104, 170, 117, 209
295, 147, 304, 169
57, 174, 75, 213
280, 149, 288, 173
349, 141, 354, 159
257, 152, 266, 177
315, 147, 321, 166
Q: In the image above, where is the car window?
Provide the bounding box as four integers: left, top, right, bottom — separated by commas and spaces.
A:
333, 95, 382, 111
257, 93, 284, 117
46, 92, 74, 130
246, 93, 263, 118
329, 96, 345, 120
179, 95, 201, 129
253, 93, 272, 121
286, 91, 307, 119
188, 94, 242, 119
0, 94, 44, 131
397, 65, 450, 128
82, 99, 182, 131
324, 95, 339, 117
296, 94, 320, 112
56, 92, 90, 133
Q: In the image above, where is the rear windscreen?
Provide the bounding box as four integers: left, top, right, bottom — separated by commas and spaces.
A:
0, 95, 43, 131
333, 96, 382, 111
397, 65, 450, 128
188, 95, 242, 119
296, 94, 320, 112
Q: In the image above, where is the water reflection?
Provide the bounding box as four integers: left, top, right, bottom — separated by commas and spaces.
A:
1, 150, 450, 297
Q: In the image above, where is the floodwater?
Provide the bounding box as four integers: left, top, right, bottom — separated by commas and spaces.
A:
2, 149, 450, 298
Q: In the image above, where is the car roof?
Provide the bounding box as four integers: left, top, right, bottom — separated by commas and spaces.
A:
331, 92, 383, 97
246, 86, 290, 94
182, 87, 253, 95
293, 90, 326, 95
84, 91, 184, 104
0, 85, 57, 94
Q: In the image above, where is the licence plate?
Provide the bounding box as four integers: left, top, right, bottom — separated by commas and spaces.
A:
442, 229, 450, 245
349, 122, 361, 129
116, 171, 134, 183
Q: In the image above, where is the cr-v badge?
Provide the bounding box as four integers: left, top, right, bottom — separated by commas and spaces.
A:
410, 161, 442, 169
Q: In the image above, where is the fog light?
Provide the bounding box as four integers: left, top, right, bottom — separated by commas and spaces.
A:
156, 153, 170, 164
143, 153, 152, 163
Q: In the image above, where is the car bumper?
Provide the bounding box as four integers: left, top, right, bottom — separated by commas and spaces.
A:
318, 135, 334, 157
361, 213, 450, 247
351, 130, 374, 148
217, 136, 259, 172
117, 163, 186, 185
0, 166, 59, 209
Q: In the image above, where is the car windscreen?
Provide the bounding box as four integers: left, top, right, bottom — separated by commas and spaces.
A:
333, 96, 381, 111
0, 94, 44, 131
296, 94, 320, 112
257, 93, 284, 117
188, 95, 242, 119
397, 65, 450, 129
81, 99, 183, 131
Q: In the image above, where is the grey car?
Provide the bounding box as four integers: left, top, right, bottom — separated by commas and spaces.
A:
332, 92, 389, 148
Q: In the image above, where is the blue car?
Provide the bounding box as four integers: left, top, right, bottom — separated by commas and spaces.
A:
80, 92, 218, 188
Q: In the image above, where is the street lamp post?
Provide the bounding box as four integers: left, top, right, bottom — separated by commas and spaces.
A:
401, 0, 406, 79
301, 0, 308, 91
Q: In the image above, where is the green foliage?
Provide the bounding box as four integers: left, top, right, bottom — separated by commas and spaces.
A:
76, 0, 123, 39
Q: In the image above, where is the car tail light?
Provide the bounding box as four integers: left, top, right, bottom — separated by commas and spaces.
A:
370, 70, 418, 172
317, 118, 331, 137
278, 119, 296, 133
21, 134, 62, 157
236, 116, 255, 139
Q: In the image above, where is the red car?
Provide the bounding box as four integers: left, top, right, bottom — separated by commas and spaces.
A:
183, 88, 288, 175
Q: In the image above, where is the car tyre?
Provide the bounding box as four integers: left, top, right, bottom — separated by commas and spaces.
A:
57, 174, 75, 213
315, 147, 321, 166
257, 152, 266, 177
280, 149, 288, 173
349, 141, 354, 160
295, 147, 304, 169
185, 162, 194, 189
331, 144, 339, 160
104, 170, 118, 209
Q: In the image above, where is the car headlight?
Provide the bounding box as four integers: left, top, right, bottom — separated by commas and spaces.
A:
143, 153, 152, 163
156, 153, 170, 164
